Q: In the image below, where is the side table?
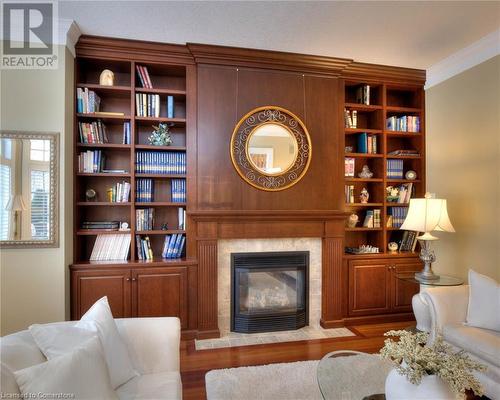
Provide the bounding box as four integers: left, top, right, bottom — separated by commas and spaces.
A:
396, 274, 464, 332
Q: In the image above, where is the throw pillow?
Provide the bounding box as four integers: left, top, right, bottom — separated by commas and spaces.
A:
14, 337, 118, 400
466, 269, 500, 331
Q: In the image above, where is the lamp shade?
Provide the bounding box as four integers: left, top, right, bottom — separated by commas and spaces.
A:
400, 192, 455, 240
5, 194, 27, 211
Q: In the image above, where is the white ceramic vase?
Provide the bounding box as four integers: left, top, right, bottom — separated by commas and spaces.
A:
385, 368, 455, 400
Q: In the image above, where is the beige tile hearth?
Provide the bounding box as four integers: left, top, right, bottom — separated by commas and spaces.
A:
195, 326, 354, 350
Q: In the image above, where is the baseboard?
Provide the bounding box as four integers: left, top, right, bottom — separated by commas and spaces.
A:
320, 318, 346, 329
343, 313, 415, 326
196, 328, 221, 340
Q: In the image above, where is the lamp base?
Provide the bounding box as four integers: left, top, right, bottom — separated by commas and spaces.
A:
415, 270, 439, 282
415, 239, 439, 282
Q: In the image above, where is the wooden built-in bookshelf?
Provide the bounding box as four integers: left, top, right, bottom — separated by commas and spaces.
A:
343, 81, 425, 257
73, 56, 191, 265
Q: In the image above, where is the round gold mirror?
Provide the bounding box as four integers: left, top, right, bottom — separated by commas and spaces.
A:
247, 123, 298, 176
230, 106, 312, 191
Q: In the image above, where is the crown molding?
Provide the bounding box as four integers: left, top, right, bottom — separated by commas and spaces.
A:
426, 29, 500, 89
59, 19, 81, 57
342, 61, 426, 85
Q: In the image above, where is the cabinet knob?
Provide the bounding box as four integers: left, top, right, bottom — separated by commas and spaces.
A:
126, 278, 131, 281
131, 278, 137, 281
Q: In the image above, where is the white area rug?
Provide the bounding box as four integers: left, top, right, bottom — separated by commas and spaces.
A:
196, 326, 354, 350
205, 355, 393, 400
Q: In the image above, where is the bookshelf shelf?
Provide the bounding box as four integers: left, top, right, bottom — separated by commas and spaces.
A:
135, 173, 186, 178
344, 81, 425, 256
76, 230, 131, 236
135, 87, 186, 96
77, 172, 130, 177
77, 202, 132, 206
134, 145, 186, 151
136, 202, 186, 207
136, 230, 185, 235
77, 83, 131, 95
135, 116, 186, 125
345, 153, 383, 158
77, 143, 131, 149
77, 113, 131, 121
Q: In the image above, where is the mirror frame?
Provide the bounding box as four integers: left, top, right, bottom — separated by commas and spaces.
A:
0, 131, 59, 248
230, 106, 312, 191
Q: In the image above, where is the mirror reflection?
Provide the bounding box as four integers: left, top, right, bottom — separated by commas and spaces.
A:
0, 138, 52, 241
247, 123, 298, 175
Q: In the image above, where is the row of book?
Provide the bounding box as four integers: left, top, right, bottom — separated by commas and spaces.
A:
344, 109, 358, 129
77, 88, 101, 113
135, 151, 186, 174
90, 233, 131, 261
136, 235, 154, 260
344, 157, 356, 177
363, 209, 381, 228
81, 221, 120, 231
78, 150, 105, 173
106, 181, 131, 203
387, 207, 408, 228
386, 159, 404, 179
355, 85, 371, 105
387, 183, 413, 204
178, 207, 186, 230
357, 133, 378, 154
171, 179, 186, 203
387, 149, 419, 156
136, 208, 154, 231
386, 115, 420, 132
396, 230, 419, 252
78, 121, 108, 144
136, 179, 154, 202
345, 185, 355, 203
136, 65, 153, 88
135, 94, 174, 118
161, 233, 185, 259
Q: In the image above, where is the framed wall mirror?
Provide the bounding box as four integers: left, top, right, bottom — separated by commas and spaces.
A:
0, 131, 59, 248
230, 106, 312, 191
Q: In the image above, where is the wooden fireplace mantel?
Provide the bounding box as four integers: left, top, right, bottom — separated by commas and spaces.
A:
192, 210, 349, 338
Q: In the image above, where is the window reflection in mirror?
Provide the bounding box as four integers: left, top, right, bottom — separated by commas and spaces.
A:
0, 138, 51, 241
247, 123, 298, 176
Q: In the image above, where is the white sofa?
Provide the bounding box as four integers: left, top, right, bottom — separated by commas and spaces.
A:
423, 285, 500, 398
1, 317, 182, 399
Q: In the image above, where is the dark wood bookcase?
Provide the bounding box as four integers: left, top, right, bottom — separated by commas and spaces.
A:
343, 81, 425, 257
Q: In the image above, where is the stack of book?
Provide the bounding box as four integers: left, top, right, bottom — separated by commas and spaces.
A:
107, 181, 130, 203
78, 150, 104, 173
396, 183, 413, 203
135, 151, 186, 174
136, 179, 153, 202
398, 230, 419, 252
363, 209, 381, 228
136, 235, 153, 260
344, 109, 357, 128
136, 93, 160, 118
123, 122, 131, 144
344, 157, 355, 176
386, 159, 404, 179
136, 208, 154, 231
386, 115, 420, 132
178, 207, 186, 230
77, 88, 101, 113
356, 85, 370, 105
387, 207, 408, 228
136, 65, 153, 88
345, 185, 355, 203
357, 133, 377, 154
171, 179, 186, 203
81, 221, 120, 231
387, 149, 419, 156
78, 121, 108, 144
162, 233, 185, 259
90, 234, 131, 261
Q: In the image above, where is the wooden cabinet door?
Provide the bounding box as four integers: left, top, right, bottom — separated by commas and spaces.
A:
348, 260, 391, 316
72, 269, 131, 319
132, 267, 188, 329
391, 262, 421, 311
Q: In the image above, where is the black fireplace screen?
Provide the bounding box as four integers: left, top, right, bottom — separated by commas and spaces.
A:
231, 251, 309, 333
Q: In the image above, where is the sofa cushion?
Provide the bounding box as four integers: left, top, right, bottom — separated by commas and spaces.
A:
14, 337, 118, 400
466, 270, 500, 331
443, 323, 500, 368
116, 371, 182, 400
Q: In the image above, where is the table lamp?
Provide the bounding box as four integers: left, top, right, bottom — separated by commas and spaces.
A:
400, 192, 455, 281
5, 194, 27, 240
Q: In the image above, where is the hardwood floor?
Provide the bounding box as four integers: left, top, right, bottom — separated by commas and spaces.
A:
180, 321, 413, 400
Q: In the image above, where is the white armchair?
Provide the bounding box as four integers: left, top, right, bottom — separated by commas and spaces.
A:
1, 317, 182, 400
423, 286, 500, 398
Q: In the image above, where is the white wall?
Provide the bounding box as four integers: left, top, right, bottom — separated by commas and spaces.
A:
0, 46, 74, 335
426, 55, 500, 281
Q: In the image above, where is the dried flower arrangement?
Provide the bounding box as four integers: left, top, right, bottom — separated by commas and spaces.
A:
148, 123, 172, 146
380, 330, 486, 398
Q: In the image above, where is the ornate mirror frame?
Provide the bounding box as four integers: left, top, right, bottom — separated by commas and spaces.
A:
0, 131, 59, 248
230, 106, 312, 191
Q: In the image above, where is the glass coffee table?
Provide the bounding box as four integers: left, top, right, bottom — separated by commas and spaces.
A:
317, 350, 392, 400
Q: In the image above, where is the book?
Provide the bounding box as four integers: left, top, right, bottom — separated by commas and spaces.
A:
386, 159, 404, 179
344, 157, 355, 177
171, 179, 186, 203
135, 94, 160, 117
135, 151, 186, 174
345, 185, 355, 203
386, 115, 420, 132
77, 88, 101, 113
167, 96, 174, 118
122, 122, 131, 144
356, 85, 370, 105
89, 111, 125, 117
136, 179, 154, 202
78, 150, 105, 173
136, 208, 155, 231
90, 233, 131, 261
178, 207, 186, 230
363, 210, 374, 228
136, 65, 153, 89
106, 181, 130, 202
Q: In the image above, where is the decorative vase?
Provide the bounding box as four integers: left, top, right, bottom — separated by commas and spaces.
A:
385, 368, 454, 400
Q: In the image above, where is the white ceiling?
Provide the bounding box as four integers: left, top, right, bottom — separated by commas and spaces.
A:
59, 1, 500, 70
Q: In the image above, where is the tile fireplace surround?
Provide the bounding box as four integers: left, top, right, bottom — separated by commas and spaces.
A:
195, 238, 354, 349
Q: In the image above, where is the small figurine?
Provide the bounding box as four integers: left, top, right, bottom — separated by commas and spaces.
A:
359, 187, 369, 204
160, 223, 169, 230
85, 188, 96, 202
388, 242, 399, 253
386, 186, 400, 202
347, 213, 359, 228
99, 69, 115, 86
345, 146, 353, 153
358, 165, 373, 179
405, 170, 417, 180
119, 222, 130, 231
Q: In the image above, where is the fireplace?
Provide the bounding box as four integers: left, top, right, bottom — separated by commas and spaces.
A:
231, 251, 309, 333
